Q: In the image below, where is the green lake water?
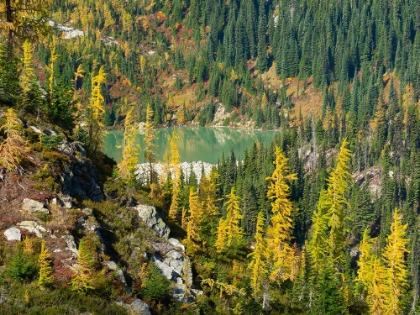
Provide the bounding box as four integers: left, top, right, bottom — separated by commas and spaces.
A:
103, 127, 278, 164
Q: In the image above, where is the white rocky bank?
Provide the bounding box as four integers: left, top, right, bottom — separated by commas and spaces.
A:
135, 161, 213, 184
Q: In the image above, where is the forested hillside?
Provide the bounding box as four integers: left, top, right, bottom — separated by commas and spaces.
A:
1, 0, 420, 314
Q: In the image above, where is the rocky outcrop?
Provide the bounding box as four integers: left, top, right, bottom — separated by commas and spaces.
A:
150, 238, 201, 302
62, 235, 78, 256
22, 198, 49, 214
134, 205, 170, 239
17, 221, 48, 238
4, 227, 21, 241
62, 158, 105, 202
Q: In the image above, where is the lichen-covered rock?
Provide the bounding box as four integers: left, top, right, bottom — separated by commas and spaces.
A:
22, 198, 49, 214
168, 238, 185, 251
62, 234, 78, 256
4, 227, 21, 241
134, 205, 170, 239
17, 221, 48, 238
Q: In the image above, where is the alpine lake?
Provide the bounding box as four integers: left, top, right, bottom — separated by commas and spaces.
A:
103, 127, 279, 164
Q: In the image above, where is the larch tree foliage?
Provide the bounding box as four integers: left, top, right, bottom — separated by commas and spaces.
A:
308, 190, 330, 274
38, 240, 53, 287
144, 104, 156, 184
215, 187, 243, 252
70, 237, 95, 293
382, 209, 410, 314
247, 211, 269, 305
265, 146, 298, 282
184, 187, 203, 254
87, 65, 106, 153
199, 168, 220, 229
355, 229, 375, 300
19, 40, 34, 106
168, 130, 181, 221
0, 0, 51, 55
118, 107, 139, 181
0, 108, 28, 172
326, 139, 352, 266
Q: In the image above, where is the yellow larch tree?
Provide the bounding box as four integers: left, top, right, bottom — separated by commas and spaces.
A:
308, 190, 330, 274
355, 229, 375, 296
199, 168, 220, 221
118, 108, 140, 181
144, 104, 156, 184
326, 139, 352, 265
382, 209, 409, 315
70, 237, 95, 293
214, 217, 228, 252
20, 40, 34, 105
224, 187, 243, 248
265, 146, 297, 282
0, 108, 28, 172
47, 38, 59, 104
184, 187, 203, 254
87, 65, 106, 153
369, 258, 387, 315
247, 211, 269, 301
38, 240, 53, 287
168, 130, 181, 221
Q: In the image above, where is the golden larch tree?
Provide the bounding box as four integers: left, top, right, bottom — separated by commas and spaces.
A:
326, 139, 352, 265
144, 104, 156, 184
168, 130, 181, 221
265, 146, 297, 282
0, 108, 28, 172
225, 187, 243, 247
118, 108, 140, 181
214, 218, 228, 252
70, 237, 96, 293
87, 65, 106, 153
247, 211, 269, 301
184, 187, 203, 254
20, 40, 34, 100
38, 240, 53, 287
382, 209, 410, 315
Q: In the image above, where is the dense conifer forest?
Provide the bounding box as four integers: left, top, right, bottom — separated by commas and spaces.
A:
1, 0, 420, 314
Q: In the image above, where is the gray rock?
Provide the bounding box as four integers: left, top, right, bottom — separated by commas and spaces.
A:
135, 205, 170, 239
18, 221, 48, 238
168, 238, 185, 251
104, 261, 118, 271
4, 227, 21, 241
22, 198, 49, 214
29, 126, 42, 134
62, 235, 78, 256
151, 255, 175, 280
166, 250, 184, 276
116, 299, 151, 315
130, 299, 151, 315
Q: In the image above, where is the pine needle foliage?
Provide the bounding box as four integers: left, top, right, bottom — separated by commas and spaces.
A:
0, 108, 28, 172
